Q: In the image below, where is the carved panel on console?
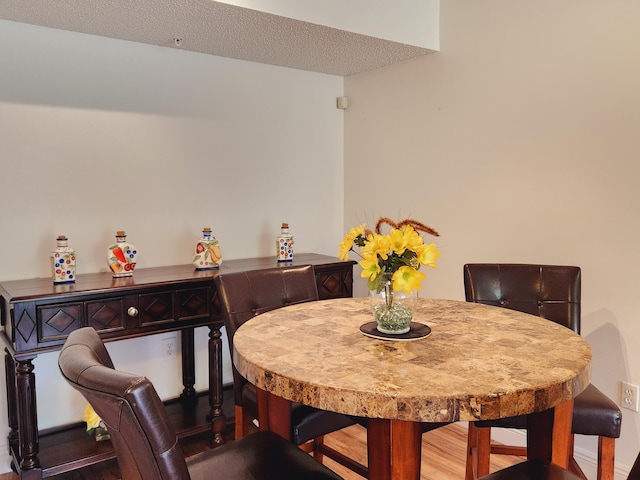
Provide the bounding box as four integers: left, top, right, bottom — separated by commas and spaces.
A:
87, 298, 126, 332
178, 287, 210, 321
210, 287, 223, 320
38, 303, 82, 342
316, 271, 340, 298
139, 292, 174, 326
16, 307, 37, 345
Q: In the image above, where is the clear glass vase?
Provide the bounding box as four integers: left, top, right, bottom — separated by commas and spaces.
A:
369, 274, 417, 334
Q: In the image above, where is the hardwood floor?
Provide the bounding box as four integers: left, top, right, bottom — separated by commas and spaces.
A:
0, 423, 523, 480
322, 423, 523, 480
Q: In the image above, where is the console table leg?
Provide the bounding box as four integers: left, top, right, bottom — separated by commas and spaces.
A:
15, 358, 42, 477
5, 351, 18, 446
180, 329, 197, 400
208, 325, 225, 446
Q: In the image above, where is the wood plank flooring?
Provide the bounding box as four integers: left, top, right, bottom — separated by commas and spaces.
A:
322, 423, 523, 480
0, 423, 523, 479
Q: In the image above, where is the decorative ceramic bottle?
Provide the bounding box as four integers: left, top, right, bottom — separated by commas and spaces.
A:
193, 227, 222, 270
50, 235, 76, 284
276, 223, 294, 262
107, 231, 138, 277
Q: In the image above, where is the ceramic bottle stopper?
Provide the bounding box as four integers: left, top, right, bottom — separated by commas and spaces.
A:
276, 223, 294, 262
107, 231, 138, 277
193, 227, 222, 270
51, 235, 76, 284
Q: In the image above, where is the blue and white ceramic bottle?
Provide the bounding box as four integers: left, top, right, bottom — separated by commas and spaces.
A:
276, 223, 294, 262
50, 235, 76, 284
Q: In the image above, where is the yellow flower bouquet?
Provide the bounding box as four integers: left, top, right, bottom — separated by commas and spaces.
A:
339, 217, 440, 333
83, 403, 110, 441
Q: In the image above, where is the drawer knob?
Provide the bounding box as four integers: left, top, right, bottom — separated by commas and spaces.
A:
127, 307, 139, 317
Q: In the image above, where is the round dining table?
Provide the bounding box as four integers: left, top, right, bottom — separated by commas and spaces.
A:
233, 297, 592, 480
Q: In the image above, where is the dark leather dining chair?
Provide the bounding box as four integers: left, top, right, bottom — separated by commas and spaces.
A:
214, 265, 363, 476
464, 264, 622, 480
58, 327, 344, 480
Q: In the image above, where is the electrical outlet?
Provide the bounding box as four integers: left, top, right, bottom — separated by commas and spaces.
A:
162, 336, 177, 360
621, 381, 640, 411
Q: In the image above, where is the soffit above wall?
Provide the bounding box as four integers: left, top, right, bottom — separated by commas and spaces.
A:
0, 0, 436, 76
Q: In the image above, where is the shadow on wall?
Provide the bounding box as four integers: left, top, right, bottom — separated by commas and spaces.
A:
583, 311, 634, 444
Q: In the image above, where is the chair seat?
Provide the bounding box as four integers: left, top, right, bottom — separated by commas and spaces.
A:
187, 430, 343, 480
474, 383, 622, 438
572, 383, 621, 437
478, 459, 582, 480
242, 383, 355, 445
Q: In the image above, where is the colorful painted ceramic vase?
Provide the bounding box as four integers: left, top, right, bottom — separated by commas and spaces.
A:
276, 223, 293, 262
192, 227, 222, 270
51, 235, 76, 284
107, 231, 137, 277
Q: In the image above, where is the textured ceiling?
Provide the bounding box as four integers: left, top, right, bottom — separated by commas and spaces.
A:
0, 0, 435, 76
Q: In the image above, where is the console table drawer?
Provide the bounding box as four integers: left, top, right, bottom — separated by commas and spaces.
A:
138, 287, 213, 327
86, 297, 130, 332
38, 296, 135, 344
138, 291, 174, 326
14, 287, 216, 351
38, 302, 83, 343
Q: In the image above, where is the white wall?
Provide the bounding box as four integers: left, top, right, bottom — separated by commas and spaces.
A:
344, 1, 640, 478
0, 19, 344, 472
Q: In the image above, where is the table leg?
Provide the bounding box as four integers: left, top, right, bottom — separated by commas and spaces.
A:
368, 419, 391, 480
256, 388, 271, 432
262, 390, 292, 440
551, 399, 574, 468
367, 418, 421, 480
527, 398, 574, 468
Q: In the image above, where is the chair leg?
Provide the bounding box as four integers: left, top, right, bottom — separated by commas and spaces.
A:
598, 436, 616, 480
465, 424, 491, 480
313, 436, 326, 463
568, 434, 588, 480
298, 441, 314, 453
235, 405, 253, 439
476, 426, 492, 478
466, 423, 479, 480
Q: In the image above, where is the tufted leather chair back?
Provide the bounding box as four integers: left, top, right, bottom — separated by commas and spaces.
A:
463, 264, 581, 333
215, 265, 319, 405
59, 327, 191, 480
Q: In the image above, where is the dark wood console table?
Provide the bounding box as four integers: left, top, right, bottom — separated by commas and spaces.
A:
0, 253, 354, 479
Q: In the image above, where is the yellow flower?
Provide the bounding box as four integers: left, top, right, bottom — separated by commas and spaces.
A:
350, 224, 366, 238
338, 224, 365, 260
361, 233, 390, 260
359, 254, 381, 282
417, 243, 440, 268
393, 266, 426, 294
338, 240, 352, 261
83, 404, 102, 431
403, 225, 425, 252
388, 228, 409, 255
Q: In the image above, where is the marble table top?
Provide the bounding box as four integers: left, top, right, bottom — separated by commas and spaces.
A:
233, 297, 592, 423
